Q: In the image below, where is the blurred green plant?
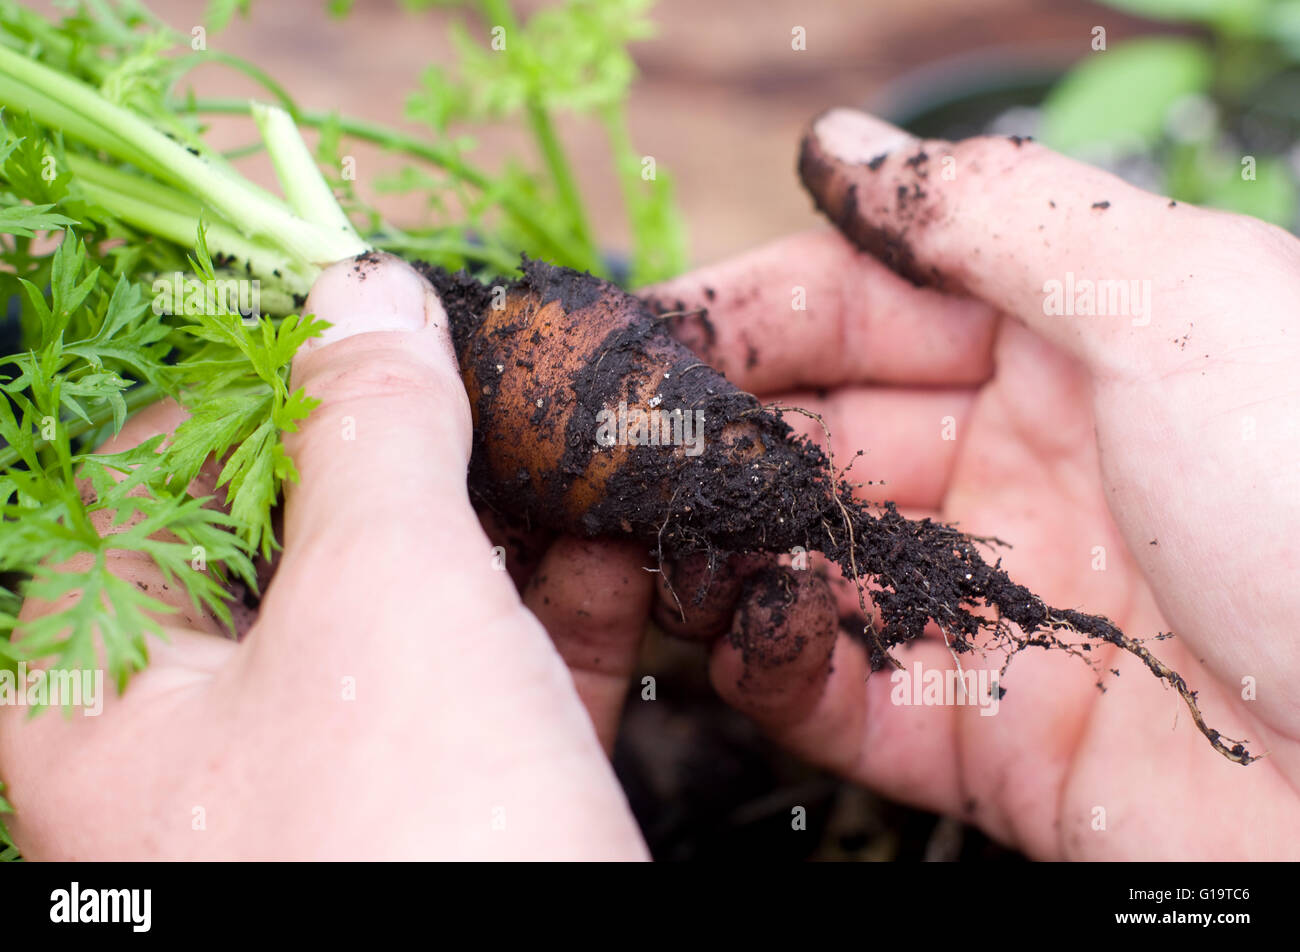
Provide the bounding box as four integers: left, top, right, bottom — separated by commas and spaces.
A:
1041, 0, 1300, 228
201, 0, 686, 284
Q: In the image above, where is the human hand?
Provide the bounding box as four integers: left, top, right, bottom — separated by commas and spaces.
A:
0, 254, 649, 860
648, 109, 1300, 860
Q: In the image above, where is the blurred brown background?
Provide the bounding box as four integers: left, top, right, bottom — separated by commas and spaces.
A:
79, 0, 1153, 267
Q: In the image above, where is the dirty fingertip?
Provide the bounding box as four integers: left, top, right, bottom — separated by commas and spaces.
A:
301, 252, 445, 349
653, 552, 771, 641
710, 566, 837, 724
813, 108, 916, 165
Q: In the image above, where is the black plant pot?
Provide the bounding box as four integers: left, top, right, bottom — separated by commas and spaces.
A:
870, 47, 1067, 140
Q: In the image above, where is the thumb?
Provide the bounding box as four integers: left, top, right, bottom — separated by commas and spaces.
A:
262, 253, 496, 640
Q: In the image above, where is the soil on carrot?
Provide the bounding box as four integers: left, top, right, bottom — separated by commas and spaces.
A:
418, 256, 1255, 766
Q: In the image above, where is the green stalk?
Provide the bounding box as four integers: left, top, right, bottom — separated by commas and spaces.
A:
252, 102, 358, 240
524, 99, 600, 264
479, 0, 601, 272
67, 156, 317, 293
601, 104, 647, 279
0, 45, 367, 268
81, 184, 317, 293
170, 50, 300, 116
81, 0, 145, 47
66, 153, 198, 217
186, 97, 588, 270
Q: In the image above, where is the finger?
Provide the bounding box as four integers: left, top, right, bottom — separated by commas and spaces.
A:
652, 551, 771, 640
523, 537, 654, 753
712, 587, 973, 820
645, 228, 997, 392
477, 507, 554, 591
799, 107, 1264, 374
708, 566, 838, 724
765, 386, 977, 511
251, 253, 506, 664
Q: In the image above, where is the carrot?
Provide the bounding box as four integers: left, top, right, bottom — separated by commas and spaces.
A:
422, 256, 1257, 766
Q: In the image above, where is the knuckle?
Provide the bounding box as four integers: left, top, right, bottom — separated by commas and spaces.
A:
293, 345, 472, 450
950, 133, 1036, 175
948, 135, 1071, 204
1213, 213, 1300, 270
305, 346, 465, 411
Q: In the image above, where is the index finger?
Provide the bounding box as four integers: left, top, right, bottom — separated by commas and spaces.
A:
799, 108, 1297, 376
643, 229, 997, 393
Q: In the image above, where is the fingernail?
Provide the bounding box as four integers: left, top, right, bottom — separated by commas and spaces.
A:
304, 252, 432, 346
814, 108, 916, 165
